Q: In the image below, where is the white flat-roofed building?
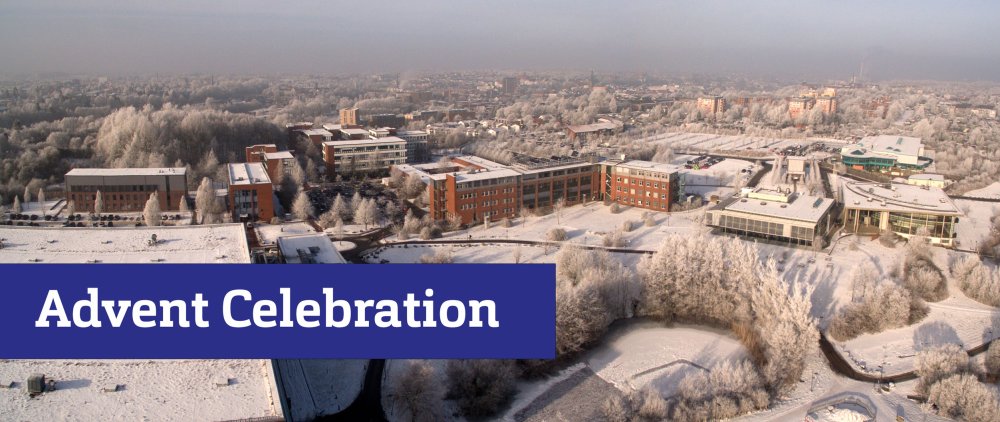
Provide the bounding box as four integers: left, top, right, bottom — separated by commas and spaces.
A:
65, 167, 188, 213
707, 188, 835, 247
841, 181, 961, 246
277, 233, 347, 264
0, 224, 283, 421
905, 173, 947, 189
840, 135, 930, 171
322, 137, 407, 176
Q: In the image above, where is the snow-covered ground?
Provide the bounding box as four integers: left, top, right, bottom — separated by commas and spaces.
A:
0, 359, 277, 421
274, 359, 367, 420
641, 132, 848, 156
954, 199, 997, 249
963, 181, 1000, 199
0, 224, 250, 263
586, 321, 748, 397
407, 202, 703, 251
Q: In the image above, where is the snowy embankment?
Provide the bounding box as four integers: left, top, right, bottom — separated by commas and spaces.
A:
585, 321, 748, 397
962, 181, 1000, 199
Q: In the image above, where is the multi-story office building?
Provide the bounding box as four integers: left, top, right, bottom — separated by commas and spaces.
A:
696, 96, 726, 115
339, 107, 359, 126
841, 181, 961, 246
65, 167, 188, 213
227, 162, 274, 221
322, 137, 408, 176
394, 155, 679, 225
603, 160, 681, 212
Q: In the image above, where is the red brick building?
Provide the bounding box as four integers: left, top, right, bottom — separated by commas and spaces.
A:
64, 168, 188, 213
227, 163, 274, 221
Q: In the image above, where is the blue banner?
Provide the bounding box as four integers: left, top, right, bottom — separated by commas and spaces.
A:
0, 264, 556, 359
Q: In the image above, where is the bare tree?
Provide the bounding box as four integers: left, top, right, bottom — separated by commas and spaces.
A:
554, 197, 566, 224
388, 361, 448, 422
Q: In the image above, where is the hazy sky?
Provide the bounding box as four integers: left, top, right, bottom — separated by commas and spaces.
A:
2, 0, 999, 81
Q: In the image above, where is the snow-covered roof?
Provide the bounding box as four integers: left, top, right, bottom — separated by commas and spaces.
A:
0, 224, 251, 263
278, 234, 346, 264
567, 121, 619, 133
66, 167, 186, 177
321, 123, 342, 131
842, 182, 962, 215
228, 162, 271, 186
341, 128, 369, 136
322, 136, 406, 147
0, 359, 276, 421
616, 160, 681, 175
301, 128, 333, 137
263, 151, 294, 160
841, 135, 924, 160
715, 191, 833, 223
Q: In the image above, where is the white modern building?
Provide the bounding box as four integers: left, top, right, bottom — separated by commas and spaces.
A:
707, 188, 835, 247
840, 135, 930, 171
841, 181, 962, 246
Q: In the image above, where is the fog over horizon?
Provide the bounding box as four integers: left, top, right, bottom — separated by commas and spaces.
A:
2, 0, 999, 82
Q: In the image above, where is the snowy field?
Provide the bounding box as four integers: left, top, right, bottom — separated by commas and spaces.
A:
954, 199, 997, 250
0, 224, 250, 263
0, 359, 276, 421
274, 359, 367, 420
586, 321, 748, 397
640, 132, 848, 155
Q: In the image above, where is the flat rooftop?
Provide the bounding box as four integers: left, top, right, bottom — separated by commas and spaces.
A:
715, 191, 834, 223
0, 359, 276, 421
0, 224, 251, 264
616, 160, 681, 174
301, 129, 333, 137
228, 162, 271, 186
278, 234, 346, 264
842, 135, 924, 159
66, 167, 186, 177
263, 151, 294, 160
567, 121, 618, 133
842, 182, 962, 215
341, 128, 369, 136
322, 137, 406, 147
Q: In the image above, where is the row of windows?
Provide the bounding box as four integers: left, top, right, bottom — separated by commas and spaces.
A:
68, 184, 163, 193
789, 225, 815, 241
612, 197, 669, 209
718, 215, 784, 236
615, 178, 669, 188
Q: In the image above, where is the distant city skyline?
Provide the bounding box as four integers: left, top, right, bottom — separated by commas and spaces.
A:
2, 0, 999, 81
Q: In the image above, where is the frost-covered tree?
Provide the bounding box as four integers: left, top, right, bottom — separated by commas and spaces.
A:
555, 246, 637, 355
178, 196, 190, 213
387, 360, 447, 422
915, 343, 969, 394
195, 177, 219, 224
12, 196, 22, 214
553, 197, 566, 224
403, 175, 426, 200
143, 193, 162, 226
926, 373, 1000, 422
350, 192, 363, 214
23, 186, 31, 204
291, 191, 314, 220
354, 198, 379, 229
330, 194, 351, 222
37, 188, 45, 216
674, 360, 770, 420
951, 255, 1000, 307
445, 360, 518, 418
94, 190, 104, 215
985, 340, 1000, 375
546, 227, 567, 241
65, 200, 75, 216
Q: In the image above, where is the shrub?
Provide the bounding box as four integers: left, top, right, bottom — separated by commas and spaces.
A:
621, 220, 634, 232
915, 343, 969, 394
952, 256, 1000, 307
419, 248, 454, 264
603, 229, 625, 248
610, 203, 621, 214
546, 227, 567, 241
643, 213, 656, 227
927, 373, 1000, 422
445, 360, 518, 418
985, 341, 1000, 375
601, 393, 632, 422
